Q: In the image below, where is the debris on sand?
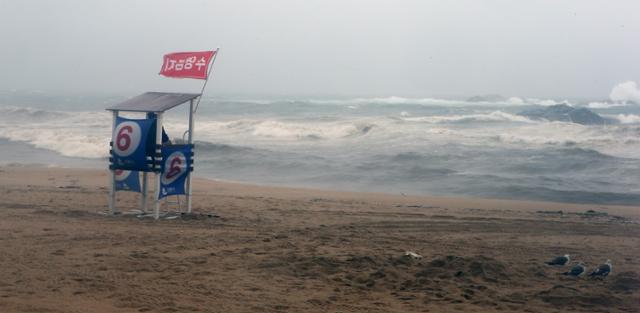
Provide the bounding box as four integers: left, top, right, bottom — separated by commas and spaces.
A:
536, 209, 634, 224
578, 210, 609, 218
404, 251, 423, 260
536, 210, 563, 215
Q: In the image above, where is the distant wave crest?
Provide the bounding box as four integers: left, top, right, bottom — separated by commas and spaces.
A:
0, 105, 67, 121
223, 96, 568, 107
400, 111, 535, 124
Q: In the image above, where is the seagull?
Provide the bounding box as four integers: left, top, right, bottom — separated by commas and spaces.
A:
563, 262, 586, 277
589, 259, 612, 278
546, 254, 570, 266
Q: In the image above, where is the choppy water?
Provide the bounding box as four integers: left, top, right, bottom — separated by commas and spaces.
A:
1, 91, 640, 205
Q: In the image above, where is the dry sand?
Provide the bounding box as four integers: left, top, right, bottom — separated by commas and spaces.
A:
0, 165, 639, 312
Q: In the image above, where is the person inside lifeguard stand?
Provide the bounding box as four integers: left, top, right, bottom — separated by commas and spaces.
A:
146, 112, 171, 156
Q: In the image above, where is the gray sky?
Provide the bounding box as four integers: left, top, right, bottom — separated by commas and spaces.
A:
0, 0, 639, 99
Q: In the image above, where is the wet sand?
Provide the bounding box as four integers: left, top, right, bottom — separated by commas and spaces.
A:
0, 165, 639, 312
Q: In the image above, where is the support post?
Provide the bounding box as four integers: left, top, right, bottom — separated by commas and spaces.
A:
109, 110, 118, 214
141, 172, 148, 212
185, 98, 195, 213
153, 112, 163, 220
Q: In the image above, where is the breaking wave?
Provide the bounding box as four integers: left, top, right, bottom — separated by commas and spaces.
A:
400, 111, 535, 124
195, 118, 376, 141
610, 81, 640, 104
0, 105, 68, 121
610, 114, 640, 124
585, 81, 640, 108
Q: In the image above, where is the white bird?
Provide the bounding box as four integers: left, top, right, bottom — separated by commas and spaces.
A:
563, 262, 586, 277
589, 259, 612, 277
546, 254, 570, 266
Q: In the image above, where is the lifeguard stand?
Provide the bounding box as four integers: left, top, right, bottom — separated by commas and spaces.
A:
106, 92, 200, 219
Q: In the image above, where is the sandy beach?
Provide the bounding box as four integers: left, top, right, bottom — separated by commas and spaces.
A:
0, 165, 639, 312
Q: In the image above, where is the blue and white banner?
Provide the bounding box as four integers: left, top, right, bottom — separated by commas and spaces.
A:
158, 144, 193, 199
114, 169, 141, 192
111, 116, 155, 171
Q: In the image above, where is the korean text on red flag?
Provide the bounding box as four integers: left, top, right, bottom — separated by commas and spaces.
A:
159, 51, 216, 80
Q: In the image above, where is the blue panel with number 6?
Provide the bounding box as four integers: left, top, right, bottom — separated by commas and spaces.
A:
158, 144, 193, 199
111, 116, 155, 171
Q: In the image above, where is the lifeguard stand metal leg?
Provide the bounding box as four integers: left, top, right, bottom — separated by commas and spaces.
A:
141, 172, 148, 212
153, 112, 164, 220
109, 110, 118, 214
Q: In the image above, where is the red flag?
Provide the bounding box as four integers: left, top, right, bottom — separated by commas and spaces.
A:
159, 51, 216, 80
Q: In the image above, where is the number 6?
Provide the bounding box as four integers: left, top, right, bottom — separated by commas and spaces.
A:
116, 126, 132, 151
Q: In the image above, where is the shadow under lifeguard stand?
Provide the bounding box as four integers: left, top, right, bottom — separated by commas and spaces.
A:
106, 92, 199, 219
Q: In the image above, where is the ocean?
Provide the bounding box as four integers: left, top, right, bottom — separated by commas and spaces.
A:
1, 91, 640, 205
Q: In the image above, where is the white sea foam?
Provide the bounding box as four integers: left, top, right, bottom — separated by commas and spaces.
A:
525, 98, 572, 106
306, 96, 464, 106
611, 114, 640, 124
252, 120, 367, 139
0, 105, 67, 121
0, 128, 108, 158
192, 118, 377, 142
507, 97, 525, 105
485, 123, 640, 158
0, 109, 111, 158
401, 111, 535, 124
586, 101, 626, 109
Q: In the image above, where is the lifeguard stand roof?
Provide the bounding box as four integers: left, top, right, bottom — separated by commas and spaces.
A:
106, 92, 200, 113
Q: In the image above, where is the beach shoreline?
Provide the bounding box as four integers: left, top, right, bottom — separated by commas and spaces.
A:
1, 165, 639, 312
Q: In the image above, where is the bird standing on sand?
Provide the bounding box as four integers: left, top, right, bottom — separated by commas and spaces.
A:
546, 254, 570, 266
563, 262, 586, 277
589, 259, 612, 277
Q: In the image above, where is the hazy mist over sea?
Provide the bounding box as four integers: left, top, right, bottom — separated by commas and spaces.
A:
1, 1, 640, 204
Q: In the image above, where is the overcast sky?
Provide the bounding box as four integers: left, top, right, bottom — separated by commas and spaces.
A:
0, 0, 639, 99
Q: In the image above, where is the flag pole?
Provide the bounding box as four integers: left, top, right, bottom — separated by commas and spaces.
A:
185, 47, 219, 214
185, 98, 195, 213
194, 47, 220, 113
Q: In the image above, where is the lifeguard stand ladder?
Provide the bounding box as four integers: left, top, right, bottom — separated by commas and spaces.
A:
106, 92, 199, 219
